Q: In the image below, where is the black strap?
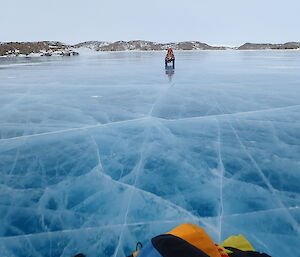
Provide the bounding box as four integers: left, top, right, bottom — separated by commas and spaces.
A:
151, 234, 210, 257
136, 241, 143, 251
225, 247, 271, 257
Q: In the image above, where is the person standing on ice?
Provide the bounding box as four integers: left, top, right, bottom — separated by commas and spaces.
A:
165, 48, 175, 68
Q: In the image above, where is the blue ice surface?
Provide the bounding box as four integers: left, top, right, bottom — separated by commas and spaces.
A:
0, 50, 300, 257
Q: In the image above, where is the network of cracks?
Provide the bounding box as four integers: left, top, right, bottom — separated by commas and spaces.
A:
1, 98, 300, 257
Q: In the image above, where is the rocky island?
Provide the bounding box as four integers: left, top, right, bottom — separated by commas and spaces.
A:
238, 42, 300, 50
74, 40, 226, 51
0, 41, 79, 57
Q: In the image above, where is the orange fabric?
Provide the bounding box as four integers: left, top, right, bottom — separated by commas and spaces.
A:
215, 244, 230, 257
167, 223, 222, 257
133, 251, 139, 257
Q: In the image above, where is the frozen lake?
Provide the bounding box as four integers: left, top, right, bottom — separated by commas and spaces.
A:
0, 51, 300, 257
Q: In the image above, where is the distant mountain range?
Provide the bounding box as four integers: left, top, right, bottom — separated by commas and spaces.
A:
0, 41, 299, 57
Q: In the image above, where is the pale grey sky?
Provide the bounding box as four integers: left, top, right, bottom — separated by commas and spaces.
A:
1, 0, 299, 45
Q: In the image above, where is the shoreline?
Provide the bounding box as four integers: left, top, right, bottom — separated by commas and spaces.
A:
1, 41, 300, 57
1, 48, 300, 59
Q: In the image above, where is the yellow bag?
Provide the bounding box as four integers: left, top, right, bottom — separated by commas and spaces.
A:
221, 234, 255, 252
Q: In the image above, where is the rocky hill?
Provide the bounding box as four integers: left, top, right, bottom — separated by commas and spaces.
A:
74, 40, 226, 51
73, 41, 110, 51
238, 42, 300, 50
167, 41, 226, 50
0, 41, 79, 57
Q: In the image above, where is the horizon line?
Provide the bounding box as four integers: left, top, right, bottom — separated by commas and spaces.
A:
1, 40, 300, 47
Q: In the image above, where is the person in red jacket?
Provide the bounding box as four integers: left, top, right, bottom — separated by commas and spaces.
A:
166, 48, 175, 59
165, 48, 175, 68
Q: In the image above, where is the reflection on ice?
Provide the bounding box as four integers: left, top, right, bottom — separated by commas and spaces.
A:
0, 51, 300, 257
165, 66, 175, 82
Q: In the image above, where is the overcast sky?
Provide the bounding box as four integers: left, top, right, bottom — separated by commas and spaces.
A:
1, 0, 299, 45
